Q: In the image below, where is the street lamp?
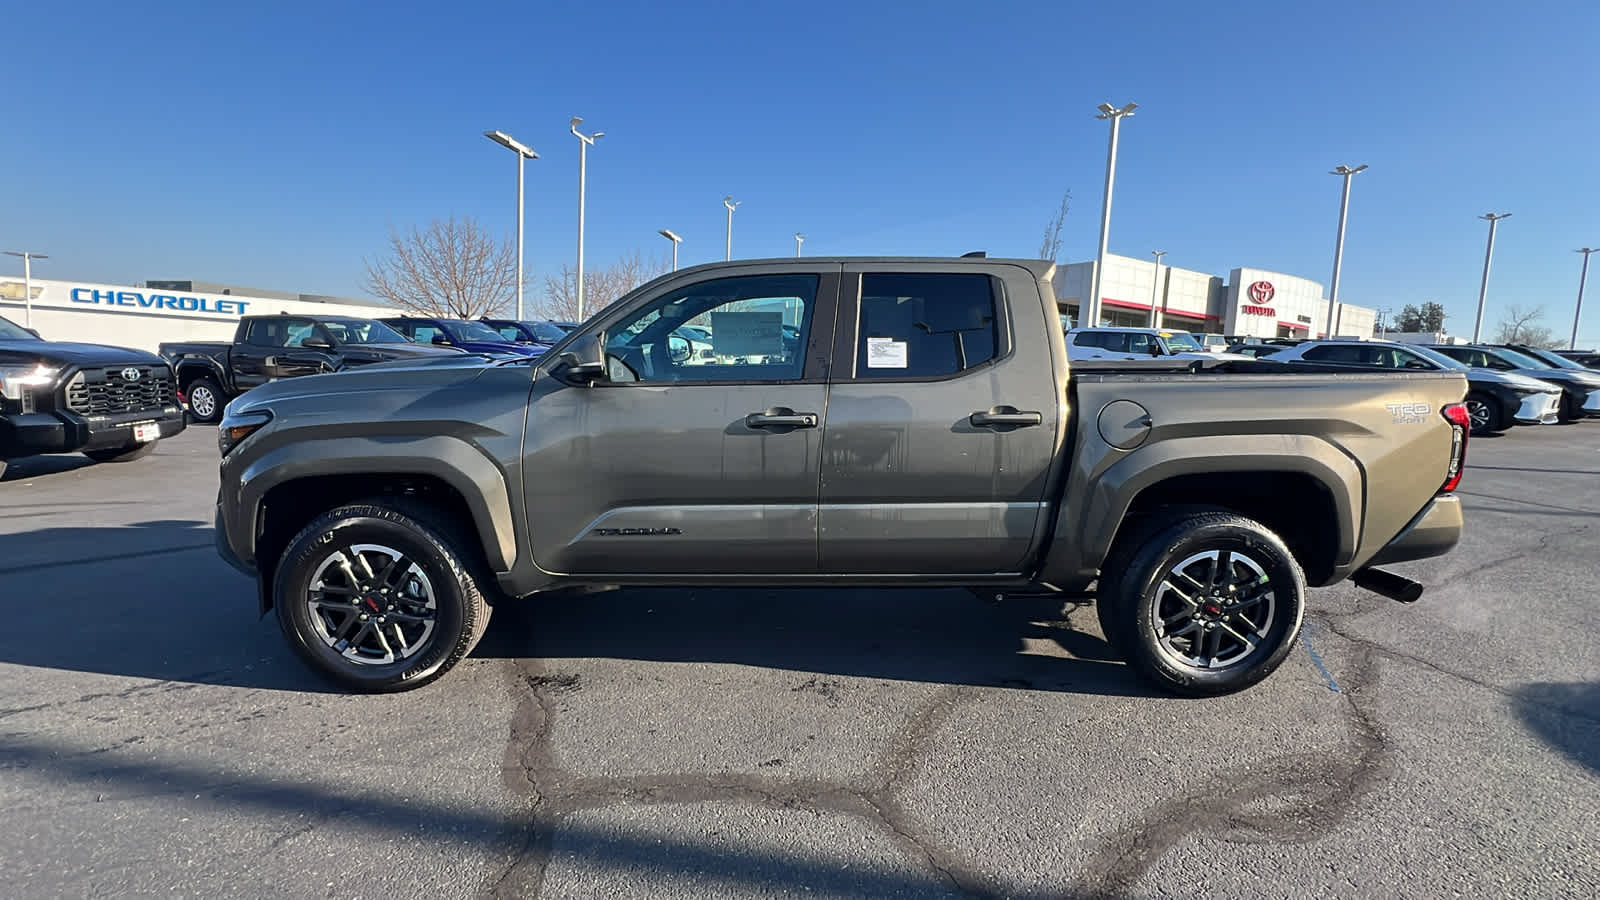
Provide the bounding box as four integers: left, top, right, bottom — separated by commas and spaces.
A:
4, 250, 47, 328
571, 117, 604, 320
659, 229, 683, 271
1472, 213, 1512, 343
1147, 250, 1166, 328
1325, 163, 1368, 339
723, 196, 740, 261
1573, 247, 1596, 350
483, 130, 539, 320
795, 233, 805, 257
1088, 101, 1136, 329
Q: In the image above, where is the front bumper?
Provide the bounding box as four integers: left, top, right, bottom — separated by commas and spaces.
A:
1583, 389, 1600, 415
1364, 493, 1464, 569
1513, 390, 1562, 425
0, 405, 186, 456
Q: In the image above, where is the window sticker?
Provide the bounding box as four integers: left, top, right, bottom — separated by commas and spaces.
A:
710, 311, 784, 356
866, 337, 908, 368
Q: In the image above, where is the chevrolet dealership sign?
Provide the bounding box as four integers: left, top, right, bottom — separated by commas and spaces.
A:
69, 287, 251, 316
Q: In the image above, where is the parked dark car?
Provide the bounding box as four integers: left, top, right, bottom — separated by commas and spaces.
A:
478, 318, 567, 351
2, 314, 185, 477
1553, 349, 1600, 368
1224, 343, 1289, 359
1428, 344, 1600, 422
160, 314, 466, 423
380, 317, 545, 357
1264, 339, 1562, 435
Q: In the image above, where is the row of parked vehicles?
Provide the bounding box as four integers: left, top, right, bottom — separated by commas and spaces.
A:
1065, 325, 1600, 436
157, 314, 578, 423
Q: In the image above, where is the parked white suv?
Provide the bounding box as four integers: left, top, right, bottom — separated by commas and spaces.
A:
1067, 327, 1251, 362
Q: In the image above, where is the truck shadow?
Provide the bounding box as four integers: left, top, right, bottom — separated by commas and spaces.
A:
0, 519, 1148, 697
476, 586, 1156, 698
1512, 681, 1600, 775
0, 453, 97, 482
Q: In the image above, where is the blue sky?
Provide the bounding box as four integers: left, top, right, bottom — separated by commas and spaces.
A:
4, 0, 1598, 341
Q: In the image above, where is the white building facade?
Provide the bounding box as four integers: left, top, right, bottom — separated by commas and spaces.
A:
0, 277, 399, 354
1054, 254, 1377, 340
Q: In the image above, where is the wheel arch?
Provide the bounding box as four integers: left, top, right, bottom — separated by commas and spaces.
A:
236, 436, 519, 613
174, 359, 226, 392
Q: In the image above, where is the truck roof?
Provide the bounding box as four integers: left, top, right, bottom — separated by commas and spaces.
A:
658, 256, 1058, 280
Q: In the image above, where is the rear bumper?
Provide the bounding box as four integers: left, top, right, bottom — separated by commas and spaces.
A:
1363, 493, 1464, 569
1, 406, 186, 457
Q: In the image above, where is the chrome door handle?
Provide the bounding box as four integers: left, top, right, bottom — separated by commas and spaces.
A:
745, 408, 819, 429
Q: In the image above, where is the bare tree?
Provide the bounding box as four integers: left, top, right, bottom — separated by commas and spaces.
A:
539, 249, 669, 321
1038, 190, 1071, 261
1494, 304, 1561, 348
364, 217, 518, 319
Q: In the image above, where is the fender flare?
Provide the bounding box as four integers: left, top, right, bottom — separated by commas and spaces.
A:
235, 433, 518, 573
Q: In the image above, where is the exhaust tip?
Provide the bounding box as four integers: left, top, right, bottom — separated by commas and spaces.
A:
1351, 567, 1424, 604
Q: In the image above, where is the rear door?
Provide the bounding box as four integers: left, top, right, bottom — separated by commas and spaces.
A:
523, 265, 840, 576
230, 318, 284, 390
817, 265, 1060, 574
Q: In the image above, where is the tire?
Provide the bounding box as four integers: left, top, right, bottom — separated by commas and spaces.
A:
1558, 392, 1580, 424
83, 441, 158, 463
1463, 392, 1502, 435
1097, 511, 1306, 697
273, 498, 493, 692
186, 376, 226, 424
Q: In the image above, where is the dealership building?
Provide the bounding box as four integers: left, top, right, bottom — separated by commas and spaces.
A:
1053, 254, 1377, 340
0, 276, 398, 354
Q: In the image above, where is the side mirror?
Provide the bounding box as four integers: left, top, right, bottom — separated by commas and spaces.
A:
25, 327, 41, 338
668, 334, 691, 364
431, 334, 450, 345
302, 337, 334, 351
1148, 345, 1164, 357
555, 332, 606, 382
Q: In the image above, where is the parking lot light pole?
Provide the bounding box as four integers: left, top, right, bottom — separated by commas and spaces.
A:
1089, 101, 1136, 330
1472, 213, 1511, 343
1573, 248, 1596, 350
571, 117, 604, 321
658, 229, 683, 271
795, 233, 805, 257
723, 196, 740, 261
483, 131, 539, 320
1147, 250, 1166, 328
1325, 164, 1367, 339
4, 250, 47, 328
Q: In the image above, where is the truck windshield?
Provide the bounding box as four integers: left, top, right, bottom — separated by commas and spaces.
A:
320, 318, 408, 344
1161, 332, 1204, 352
0, 318, 39, 340
1401, 344, 1470, 371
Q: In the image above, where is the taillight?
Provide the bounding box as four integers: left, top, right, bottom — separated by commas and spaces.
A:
1441, 403, 1470, 492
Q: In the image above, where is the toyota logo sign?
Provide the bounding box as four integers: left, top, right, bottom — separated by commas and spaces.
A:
1248, 281, 1275, 304
121, 367, 143, 381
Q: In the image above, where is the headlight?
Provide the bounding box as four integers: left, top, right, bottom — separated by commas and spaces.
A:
0, 363, 59, 400
218, 409, 273, 457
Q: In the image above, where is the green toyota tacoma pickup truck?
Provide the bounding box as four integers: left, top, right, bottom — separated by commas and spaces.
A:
213, 257, 1469, 696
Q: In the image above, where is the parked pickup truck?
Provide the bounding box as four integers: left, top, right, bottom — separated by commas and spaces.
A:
1, 315, 185, 478
159, 313, 465, 423
213, 257, 1470, 696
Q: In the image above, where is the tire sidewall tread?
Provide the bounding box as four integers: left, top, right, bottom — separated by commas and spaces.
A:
274, 498, 492, 693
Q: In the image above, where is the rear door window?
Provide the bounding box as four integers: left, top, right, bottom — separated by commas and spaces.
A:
853, 273, 998, 378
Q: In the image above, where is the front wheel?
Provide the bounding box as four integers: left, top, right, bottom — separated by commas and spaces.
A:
273, 499, 493, 692
186, 376, 226, 424
83, 442, 158, 463
1463, 392, 1502, 435
1098, 511, 1306, 697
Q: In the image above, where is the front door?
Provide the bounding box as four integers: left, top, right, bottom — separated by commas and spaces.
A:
818, 265, 1061, 574
523, 266, 840, 576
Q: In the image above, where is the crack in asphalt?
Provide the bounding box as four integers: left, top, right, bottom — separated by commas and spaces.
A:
1068, 645, 1392, 899
480, 658, 995, 899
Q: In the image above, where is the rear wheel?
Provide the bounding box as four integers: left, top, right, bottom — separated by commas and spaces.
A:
1463, 392, 1502, 435
83, 442, 158, 463
1097, 511, 1305, 696
273, 498, 493, 692
186, 376, 225, 424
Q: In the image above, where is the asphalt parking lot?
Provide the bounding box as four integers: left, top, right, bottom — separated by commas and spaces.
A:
2, 424, 1597, 899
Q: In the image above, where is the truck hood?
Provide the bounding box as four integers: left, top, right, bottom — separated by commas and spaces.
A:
1504, 367, 1600, 389
229, 353, 507, 414
451, 340, 544, 357
0, 339, 167, 368
340, 342, 471, 361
